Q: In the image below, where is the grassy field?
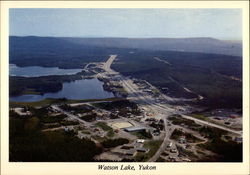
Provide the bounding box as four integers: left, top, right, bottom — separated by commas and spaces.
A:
95, 122, 114, 137
10, 97, 121, 108
190, 113, 240, 130
134, 140, 163, 161
130, 130, 152, 139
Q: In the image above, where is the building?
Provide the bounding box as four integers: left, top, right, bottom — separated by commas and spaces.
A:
124, 149, 137, 157
136, 147, 149, 153
234, 137, 243, 143
124, 126, 147, 132
136, 139, 145, 143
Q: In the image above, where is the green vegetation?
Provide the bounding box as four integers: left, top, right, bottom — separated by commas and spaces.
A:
169, 115, 201, 128
134, 140, 163, 161
170, 129, 203, 143
92, 135, 107, 142
101, 138, 129, 148
9, 113, 101, 161
195, 126, 227, 139
190, 113, 238, 129
191, 113, 208, 120
10, 75, 83, 96
41, 123, 61, 130
60, 104, 94, 115
106, 130, 115, 137
95, 122, 114, 137
197, 139, 242, 162
10, 36, 112, 69
131, 130, 152, 139
93, 100, 141, 116
81, 130, 91, 135
23, 88, 42, 95
11, 106, 79, 129
94, 100, 136, 110
176, 145, 198, 159
156, 157, 166, 162
112, 50, 242, 108
194, 126, 242, 162
10, 36, 242, 108
95, 122, 112, 131
152, 88, 160, 96
60, 120, 79, 126
10, 97, 119, 108
10, 98, 67, 108
80, 113, 97, 122
40, 114, 67, 123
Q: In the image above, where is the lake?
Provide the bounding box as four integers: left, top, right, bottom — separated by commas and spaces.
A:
10, 64, 82, 77
10, 79, 114, 102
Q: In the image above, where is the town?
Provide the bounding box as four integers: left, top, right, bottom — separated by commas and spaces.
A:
10, 55, 242, 162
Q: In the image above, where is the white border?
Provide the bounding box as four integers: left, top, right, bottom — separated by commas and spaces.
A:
1, 1, 249, 175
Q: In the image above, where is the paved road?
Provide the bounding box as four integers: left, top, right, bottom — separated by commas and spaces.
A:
100, 55, 241, 135
181, 114, 242, 135
101, 55, 176, 161
51, 105, 90, 126
148, 117, 174, 162
143, 103, 242, 135
103, 55, 117, 73
98, 54, 242, 162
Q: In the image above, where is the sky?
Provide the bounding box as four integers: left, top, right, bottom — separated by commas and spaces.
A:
9, 8, 242, 40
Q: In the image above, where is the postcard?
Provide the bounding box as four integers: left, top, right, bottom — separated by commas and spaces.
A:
1, 1, 249, 175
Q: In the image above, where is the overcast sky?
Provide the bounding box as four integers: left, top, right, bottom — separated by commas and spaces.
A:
10, 8, 242, 40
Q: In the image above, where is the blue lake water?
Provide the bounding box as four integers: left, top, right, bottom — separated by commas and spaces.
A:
10, 79, 114, 102
10, 64, 82, 77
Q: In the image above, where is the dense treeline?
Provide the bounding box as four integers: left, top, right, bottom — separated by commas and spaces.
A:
101, 138, 129, 148
9, 111, 102, 162
196, 126, 242, 162
9, 74, 82, 96
10, 36, 136, 69
10, 36, 242, 57
9, 36, 242, 108
112, 50, 242, 108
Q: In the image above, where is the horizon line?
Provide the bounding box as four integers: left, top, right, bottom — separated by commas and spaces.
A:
9, 35, 242, 41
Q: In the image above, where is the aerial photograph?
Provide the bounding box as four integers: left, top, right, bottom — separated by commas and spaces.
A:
9, 9, 242, 162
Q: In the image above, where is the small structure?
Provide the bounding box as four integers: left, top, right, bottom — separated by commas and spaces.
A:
136, 139, 145, 143
64, 127, 69, 132
179, 137, 186, 144
136, 147, 149, 153
124, 149, 137, 156
167, 142, 173, 148
13, 107, 31, 116
234, 137, 243, 143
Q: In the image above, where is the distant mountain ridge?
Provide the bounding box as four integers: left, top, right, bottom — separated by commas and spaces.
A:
10, 36, 242, 57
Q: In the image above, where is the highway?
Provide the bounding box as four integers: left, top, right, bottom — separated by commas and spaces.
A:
181, 114, 242, 135
148, 117, 174, 162
101, 55, 178, 161
100, 54, 243, 161
103, 54, 117, 73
